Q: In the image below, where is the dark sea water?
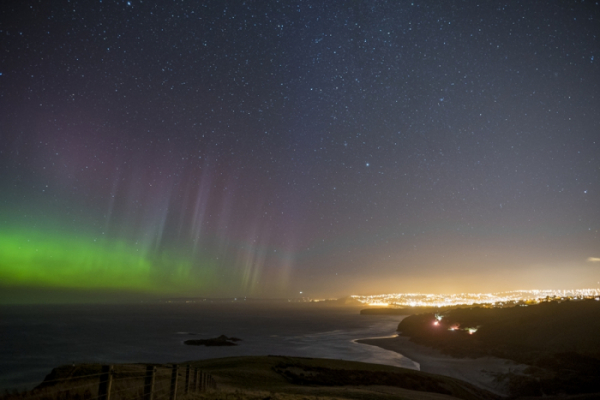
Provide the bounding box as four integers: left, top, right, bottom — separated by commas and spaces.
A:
0, 303, 416, 391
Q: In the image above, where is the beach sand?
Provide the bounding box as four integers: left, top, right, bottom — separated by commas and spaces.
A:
357, 335, 529, 396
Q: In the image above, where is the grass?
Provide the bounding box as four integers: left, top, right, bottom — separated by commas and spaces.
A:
185, 355, 499, 400
8, 354, 600, 399
2, 356, 500, 400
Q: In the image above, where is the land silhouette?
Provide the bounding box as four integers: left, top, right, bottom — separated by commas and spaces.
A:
184, 335, 242, 346
3, 357, 499, 400
3, 299, 600, 399
365, 298, 600, 397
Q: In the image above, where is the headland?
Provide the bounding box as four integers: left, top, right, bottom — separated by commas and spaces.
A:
358, 299, 600, 398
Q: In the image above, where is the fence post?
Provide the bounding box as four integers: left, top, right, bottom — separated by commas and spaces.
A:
98, 365, 113, 400
193, 368, 199, 392
143, 365, 156, 400
169, 364, 179, 400
184, 364, 190, 395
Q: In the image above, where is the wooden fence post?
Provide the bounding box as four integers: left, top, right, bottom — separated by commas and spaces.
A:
193, 368, 199, 392
184, 364, 190, 395
169, 364, 179, 400
143, 365, 156, 400
98, 365, 113, 400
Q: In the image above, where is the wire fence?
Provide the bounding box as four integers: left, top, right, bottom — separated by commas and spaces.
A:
1, 364, 217, 400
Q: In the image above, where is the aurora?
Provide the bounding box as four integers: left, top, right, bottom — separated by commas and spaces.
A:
0, 227, 216, 295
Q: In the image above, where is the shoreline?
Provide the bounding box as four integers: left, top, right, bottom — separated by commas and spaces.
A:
356, 335, 528, 396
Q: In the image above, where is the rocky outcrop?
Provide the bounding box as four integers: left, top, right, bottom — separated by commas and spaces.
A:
184, 335, 241, 346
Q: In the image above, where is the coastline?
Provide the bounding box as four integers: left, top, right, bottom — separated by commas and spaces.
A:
356, 335, 528, 396
0, 305, 410, 391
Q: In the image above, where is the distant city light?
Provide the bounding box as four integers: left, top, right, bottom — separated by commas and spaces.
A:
367, 302, 389, 307
350, 288, 600, 308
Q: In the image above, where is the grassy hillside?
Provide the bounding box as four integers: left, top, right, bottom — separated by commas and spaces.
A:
3, 356, 500, 400
187, 356, 500, 400
397, 299, 600, 396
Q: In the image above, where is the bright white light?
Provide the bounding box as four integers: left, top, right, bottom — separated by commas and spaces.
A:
368, 302, 389, 307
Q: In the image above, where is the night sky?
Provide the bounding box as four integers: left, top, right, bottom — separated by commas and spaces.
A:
1, 1, 599, 303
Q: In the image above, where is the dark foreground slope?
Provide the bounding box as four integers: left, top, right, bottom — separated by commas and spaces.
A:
397, 299, 600, 396
190, 356, 499, 400
4, 356, 499, 400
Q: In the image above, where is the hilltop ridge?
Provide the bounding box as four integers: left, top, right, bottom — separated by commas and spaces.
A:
396, 299, 600, 396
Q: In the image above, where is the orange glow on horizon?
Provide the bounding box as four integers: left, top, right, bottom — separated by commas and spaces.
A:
350, 289, 600, 308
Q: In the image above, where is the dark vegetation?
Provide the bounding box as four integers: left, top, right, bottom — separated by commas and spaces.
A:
196, 355, 500, 400
271, 360, 498, 400
397, 299, 600, 397
184, 335, 242, 346
1, 356, 500, 400
2, 364, 160, 400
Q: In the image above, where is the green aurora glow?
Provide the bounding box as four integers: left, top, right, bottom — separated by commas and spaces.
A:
0, 227, 217, 296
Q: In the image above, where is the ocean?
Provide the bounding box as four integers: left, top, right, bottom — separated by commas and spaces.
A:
0, 303, 417, 391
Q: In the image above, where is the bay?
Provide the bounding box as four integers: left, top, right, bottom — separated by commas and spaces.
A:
0, 303, 416, 391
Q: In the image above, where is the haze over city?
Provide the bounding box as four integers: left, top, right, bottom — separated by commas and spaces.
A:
1, 1, 599, 303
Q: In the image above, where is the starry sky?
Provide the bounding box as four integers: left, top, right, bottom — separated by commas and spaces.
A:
1, 1, 599, 303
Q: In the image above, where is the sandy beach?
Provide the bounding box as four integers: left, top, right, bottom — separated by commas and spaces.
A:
357, 335, 529, 396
